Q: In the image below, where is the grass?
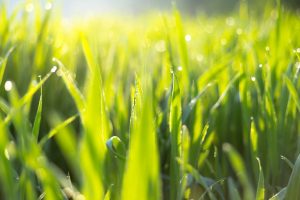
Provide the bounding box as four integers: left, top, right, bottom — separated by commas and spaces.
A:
0, 0, 300, 199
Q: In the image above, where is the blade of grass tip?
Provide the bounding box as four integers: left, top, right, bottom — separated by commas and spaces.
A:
182, 82, 213, 123
0, 46, 15, 86
104, 184, 114, 200
32, 80, 42, 141
284, 75, 300, 112
39, 114, 79, 146
269, 188, 286, 200
223, 143, 254, 200
81, 35, 102, 82
176, 159, 218, 200
121, 75, 161, 200
53, 58, 85, 113
228, 178, 242, 200
169, 72, 183, 200
4, 67, 55, 125
280, 155, 294, 170
106, 136, 126, 160
211, 73, 244, 112
256, 158, 265, 200
284, 153, 300, 199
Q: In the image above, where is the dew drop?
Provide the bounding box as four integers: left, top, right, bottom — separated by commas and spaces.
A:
251, 76, 256, 82
226, 17, 235, 26
51, 66, 58, 73
185, 34, 191, 42
258, 64, 263, 68
190, 99, 197, 104
236, 28, 243, 35
4, 81, 13, 91
265, 46, 270, 52
177, 66, 183, 71
4, 149, 10, 160
155, 40, 166, 52
45, 2, 52, 10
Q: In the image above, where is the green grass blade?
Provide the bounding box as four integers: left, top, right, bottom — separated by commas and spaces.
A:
284, 75, 300, 112
39, 114, 78, 146
32, 85, 42, 141
284, 154, 300, 199
269, 188, 286, 200
0, 46, 15, 86
256, 158, 265, 200
121, 75, 161, 200
223, 143, 254, 200
169, 73, 182, 200
211, 73, 244, 112
53, 58, 85, 113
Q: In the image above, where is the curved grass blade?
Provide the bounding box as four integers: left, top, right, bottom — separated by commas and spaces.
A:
284, 153, 300, 200
169, 73, 182, 200
256, 158, 265, 200
32, 83, 42, 141
211, 73, 244, 112
223, 143, 254, 200
121, 75, 161, 200
4, 68, 54, 125
284, 75, 300, 112
0, 46, 15, 86
106, 136, 126, 160
182, 82, 213, 123
39, 114, 78, 146
53, 58, 85, 113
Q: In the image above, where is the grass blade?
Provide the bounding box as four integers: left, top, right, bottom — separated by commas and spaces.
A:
32, 84, 42, 141
284, 154, 300, 199
169, 73, 183, 200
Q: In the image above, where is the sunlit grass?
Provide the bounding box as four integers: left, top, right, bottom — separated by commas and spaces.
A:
0, 0, 300, 199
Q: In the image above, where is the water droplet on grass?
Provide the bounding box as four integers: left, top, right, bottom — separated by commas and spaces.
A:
51, 66, 58, 73
251, 76, 256, 82
4, 81, 13, 91
259, 64, 263, 68
155, 40, 166, 52
45, 2, 52, 10
185, 34, 191, 42
177, 66, 183, 71
226, 17, 235, 26
236, 28, 243, 35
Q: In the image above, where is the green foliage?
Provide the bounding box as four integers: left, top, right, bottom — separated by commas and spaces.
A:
0, 1, 299, 200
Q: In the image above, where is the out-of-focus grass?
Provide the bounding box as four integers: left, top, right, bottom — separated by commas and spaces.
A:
0, 0, 300, 199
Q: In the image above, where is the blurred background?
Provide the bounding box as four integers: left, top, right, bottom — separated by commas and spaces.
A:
8, 0, 300, 17
63, 0, 300, 16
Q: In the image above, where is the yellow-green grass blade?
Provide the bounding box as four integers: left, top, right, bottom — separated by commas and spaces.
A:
223, 143, 255, 200
39, 114, 78, 146
53, 58, 85, 114
284, 75, 300, 112
169, 73, 183, 200
284, 154, 300, 200
256, 158, 265, 200
32, 84, 42, 141
0, 46, 15, 86
121, 75, 161, 200
0, 118, 17, 200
